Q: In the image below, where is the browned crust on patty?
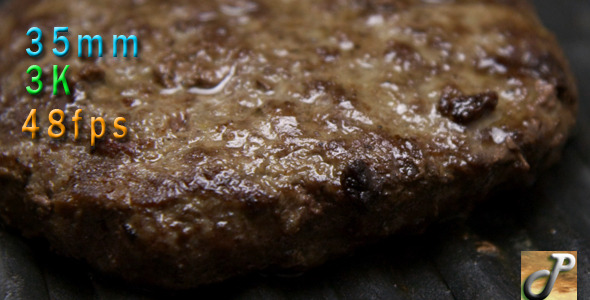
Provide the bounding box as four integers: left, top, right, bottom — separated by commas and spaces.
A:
0, 0, 577, 288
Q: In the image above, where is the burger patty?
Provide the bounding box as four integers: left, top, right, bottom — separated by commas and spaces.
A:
0, 0, 577, 289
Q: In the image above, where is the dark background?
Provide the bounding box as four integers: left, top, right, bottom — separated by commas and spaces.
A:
1, 1, 589, 299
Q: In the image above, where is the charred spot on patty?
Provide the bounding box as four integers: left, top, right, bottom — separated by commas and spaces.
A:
437, 85, 498, 125
341, 160, 382, 205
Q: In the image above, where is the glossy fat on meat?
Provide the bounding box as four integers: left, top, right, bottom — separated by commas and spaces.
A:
0, 0, 577, 288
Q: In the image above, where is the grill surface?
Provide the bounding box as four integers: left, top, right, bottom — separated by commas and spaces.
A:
1, 1, 589, 299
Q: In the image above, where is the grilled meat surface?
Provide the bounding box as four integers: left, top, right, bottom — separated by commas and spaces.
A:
0, 0, 577, 288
